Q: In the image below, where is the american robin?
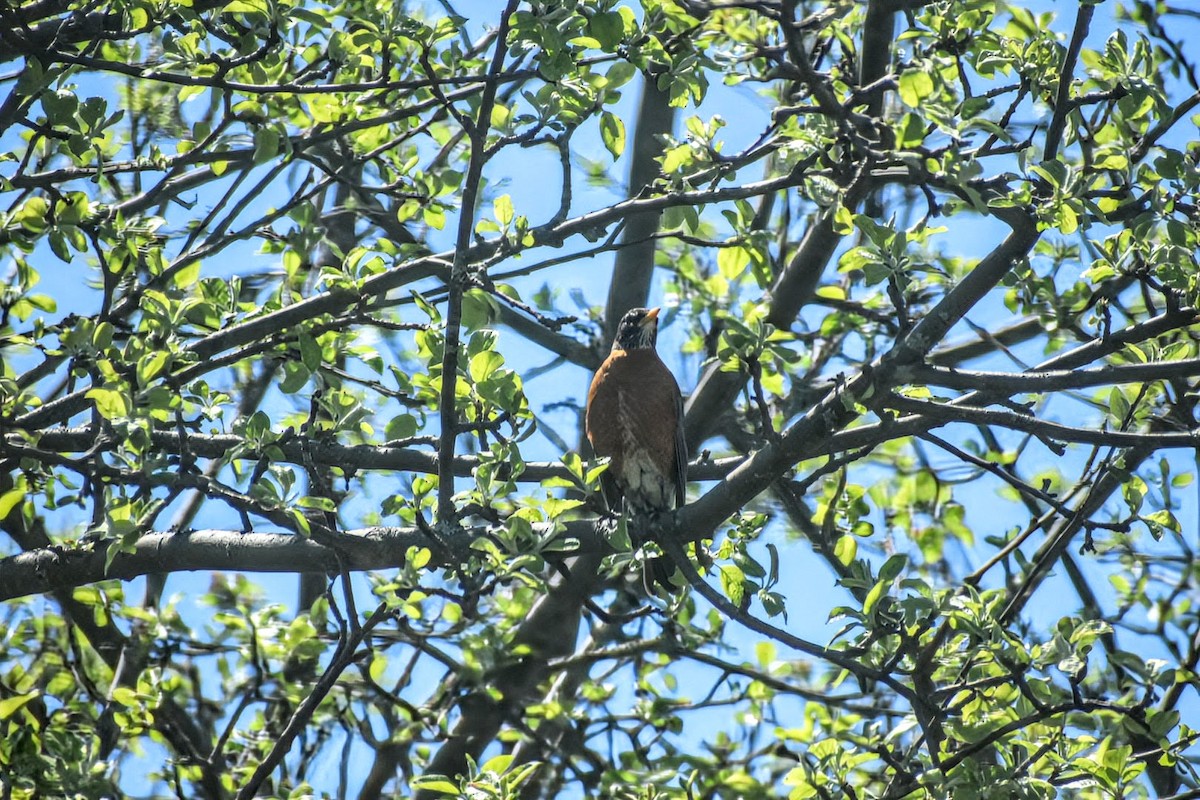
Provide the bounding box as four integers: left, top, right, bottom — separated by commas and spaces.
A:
586, 307, 688, 587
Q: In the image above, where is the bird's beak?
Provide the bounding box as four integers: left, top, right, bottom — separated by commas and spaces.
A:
641, 307, 661, 327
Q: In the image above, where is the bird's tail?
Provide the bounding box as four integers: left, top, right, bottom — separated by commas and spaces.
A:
628, 522, 681, 596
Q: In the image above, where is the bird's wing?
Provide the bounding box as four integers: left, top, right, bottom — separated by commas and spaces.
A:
673, 384, 687, 508
585, 356, 622, 460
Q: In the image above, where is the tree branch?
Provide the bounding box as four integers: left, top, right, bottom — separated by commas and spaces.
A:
907, 357, 1200, 393
886, 394, 1200, 450
0, 521, 609, 602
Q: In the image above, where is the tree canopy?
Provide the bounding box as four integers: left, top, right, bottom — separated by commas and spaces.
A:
2, 0, 1199, 798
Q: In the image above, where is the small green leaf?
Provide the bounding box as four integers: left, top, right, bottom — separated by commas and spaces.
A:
717, 244, 748, 279
223, 0, 268, 13
833, 535, 857, 566
252, 128, 278, 164
296, 496, 336, 512
878, 554, 908, 582
86, 387, 130, 420
490, 103, 510, 129
298, 332, 322, 371
481, 754, 514, 775
720, 564, 746, 606
600, 111, 625, 160
587, 12, 624, 50
862, 580, 886, 617
470, 350, 505, 383
410, 777, 460, 794
494, 193, 514, 227
173, 262, 200, 289
0, 693, 38, 720
0, 481, 27, 519
832, 203, 854, 235
606, 61, 636, 89
898, 69, 934, 107
409, 546, 432, 569
1109, 387, 1130, 422
368, 652, 388, 683
661, 143, 692, 173
461, 288, 496, 330
385, 414, 419, 441
279, 361, 309, 394
895, 112, 926, 149
137, 351, 170, 386
423, 205, 445, 230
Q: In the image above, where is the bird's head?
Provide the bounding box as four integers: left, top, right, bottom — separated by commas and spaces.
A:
612, 307, 661, 351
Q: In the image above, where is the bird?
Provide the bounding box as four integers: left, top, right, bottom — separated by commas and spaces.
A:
586, 307, 688, 589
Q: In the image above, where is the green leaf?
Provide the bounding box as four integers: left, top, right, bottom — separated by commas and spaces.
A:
587, 12, 624, 50
898, 69, 934, 107
86, 387, 130, 420
1142, 509, 1180, 536
470, 350, 505, 383
409, 547, 432, 569
409, 777, 459, 794
862, 580, 886, 617
606, 61, 636, 89
481, 754, 514, 775
368, 652, 388, 683
41, 89, 78, 123
494, 193, 514, 227
386, 414, 419, 441
137, 351, 170, 386
833, 534, 857, 566
720, 564, 746, 606
832, 203, 854, 235
0, 481, 27, 519
1108, 387, 1130, 422
424, 205, 445, 230
878, 554, 908, 582
298, 332, 323, 371
717, 244, 748, 279
252, 128, 278, 164
111, 686, 139, 707
461, 288, 496, 330
223, 0, 268, 13
490, 103, 510, 130
600, 111, 625, 160
173, 261, 201, 289
296, 496, 336, 512
506, 762, 540, 790
0, 693, 38, 720
895, 112, 926, 149
279, 361, 310, 394
661, 143, 692, 173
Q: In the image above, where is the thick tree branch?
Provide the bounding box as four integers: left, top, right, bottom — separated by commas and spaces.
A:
8, 428, 741, 483
0, 522, 606, 602
907, 358, 1200, 393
